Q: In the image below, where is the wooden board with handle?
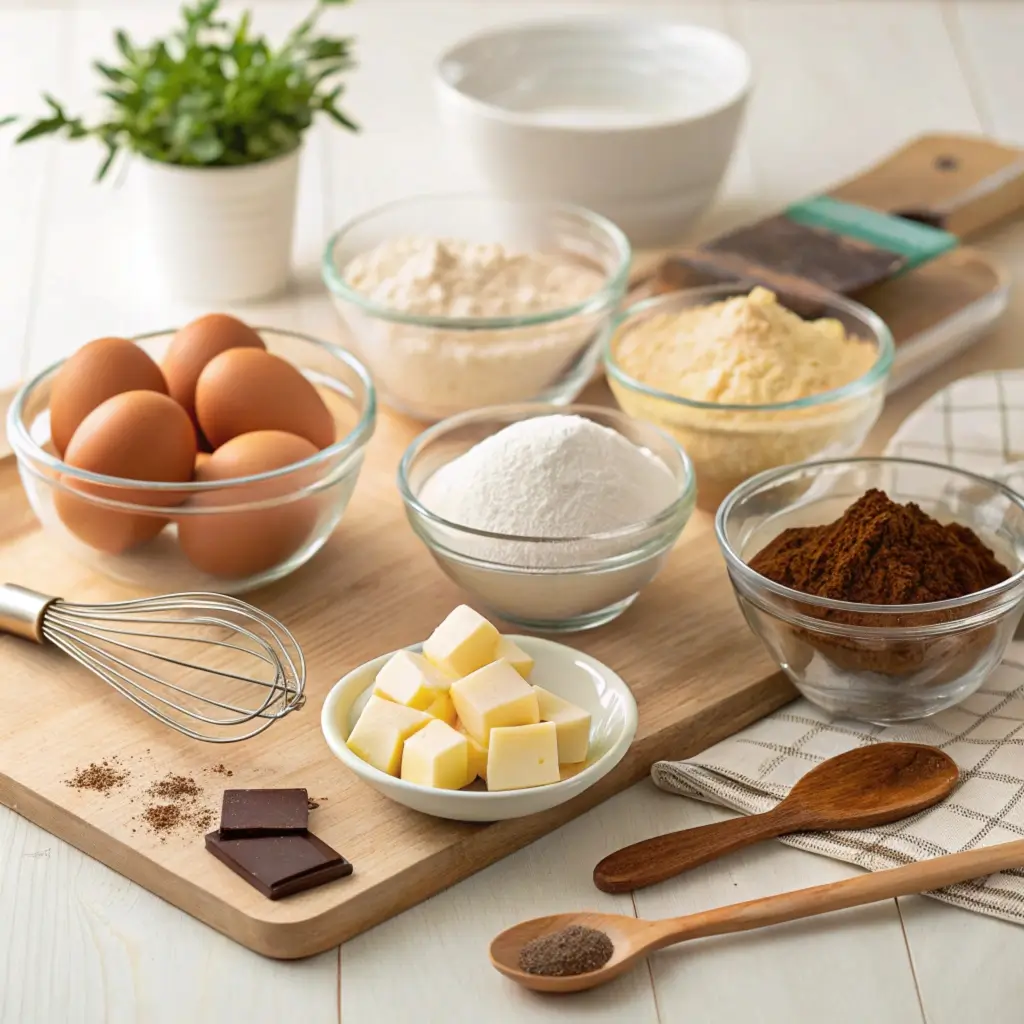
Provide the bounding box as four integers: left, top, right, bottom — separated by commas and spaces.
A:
653, 134, 1024, 301
0, 404, 792, 959
645, 135, 1017, 390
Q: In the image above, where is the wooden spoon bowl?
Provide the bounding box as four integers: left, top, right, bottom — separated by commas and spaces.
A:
594, 742, 959, 894
492, 837, 1024, 995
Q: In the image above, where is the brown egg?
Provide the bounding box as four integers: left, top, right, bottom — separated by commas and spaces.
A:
177, 431, 321, 579
49, 337, 167, 456
195, 348, 335, 451
162, 313, 265, 421
55, 391, 197, 554
194, 451, 213, 478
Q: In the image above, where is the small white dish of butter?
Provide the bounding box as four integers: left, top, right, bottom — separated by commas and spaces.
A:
320, 605, 638, 822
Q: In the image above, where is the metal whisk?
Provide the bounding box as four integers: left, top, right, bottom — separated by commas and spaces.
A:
0, 584, 305, 743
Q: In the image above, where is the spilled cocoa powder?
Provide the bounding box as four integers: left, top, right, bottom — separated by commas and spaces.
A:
143, 804, 182, 832
64, 757, 230, 840
66, 759, 129, 795
139, 772, 214, 839
149, 774, 201, 800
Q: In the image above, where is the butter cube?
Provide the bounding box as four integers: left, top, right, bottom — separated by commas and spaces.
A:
533, 685, 591, 764
486, 722, 560, 792
373, 649, 453, 710
457, 722, 488, 782
423, 605, 500, 677
426, 689, 458, 727
346, 695, 432, 776
400, 720, 471, 789
449, 659, 539, 747
497, 636, 534, 678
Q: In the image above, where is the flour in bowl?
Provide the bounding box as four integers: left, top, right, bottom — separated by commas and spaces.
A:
336, 238, 612, 420
419, 414, 679, 568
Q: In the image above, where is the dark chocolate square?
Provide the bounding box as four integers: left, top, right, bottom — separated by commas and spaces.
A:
219, 788, 309, 838
205, 831, 353, 900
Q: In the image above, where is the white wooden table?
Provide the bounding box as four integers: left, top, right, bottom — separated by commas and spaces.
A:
2, 2, 1023, 1021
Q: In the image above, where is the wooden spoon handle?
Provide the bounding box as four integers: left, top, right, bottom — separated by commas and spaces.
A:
650, 838, 1024, 948
594, 810, 790, 894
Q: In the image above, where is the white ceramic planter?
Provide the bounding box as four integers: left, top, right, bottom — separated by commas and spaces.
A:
134, 148, 300, 303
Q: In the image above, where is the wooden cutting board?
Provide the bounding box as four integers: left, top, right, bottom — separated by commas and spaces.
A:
0, 407, 791, 960
641, 135, 1019, 392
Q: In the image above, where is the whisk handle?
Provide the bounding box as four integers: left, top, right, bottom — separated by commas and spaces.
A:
0, 584, 58, 643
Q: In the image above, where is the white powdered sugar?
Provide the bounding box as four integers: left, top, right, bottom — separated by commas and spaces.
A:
419, 415, 678, 568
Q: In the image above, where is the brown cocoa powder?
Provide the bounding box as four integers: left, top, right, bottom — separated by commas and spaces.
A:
749, 489, 1010, 604
67, 759, 128, 794
143, 804, 182, 832
149, 774, 201, 800
139, 773, 214, 837
748, 489, 1013, 677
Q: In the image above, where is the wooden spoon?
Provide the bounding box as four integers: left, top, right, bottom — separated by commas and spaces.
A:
492, 837, 1024, 994
594, 743, 958, 894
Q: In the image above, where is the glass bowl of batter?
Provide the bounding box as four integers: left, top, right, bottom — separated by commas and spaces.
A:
397, 403, 696, 632
605, 285, 894, 511
322, 194, 631, 422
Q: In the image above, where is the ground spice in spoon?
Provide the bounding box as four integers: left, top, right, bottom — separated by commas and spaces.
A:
518, 925, 614, 977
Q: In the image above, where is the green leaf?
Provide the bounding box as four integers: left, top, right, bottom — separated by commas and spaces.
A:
115, 29, 135, 61
93, 61, 126, 83
188, 134, 225, 162
15, 118, 63, 143
0, 115, 17, 128
323, 104, 357, 132
42, 93, 66, 118
96, 143, 118, 180
232, 9, 251, 48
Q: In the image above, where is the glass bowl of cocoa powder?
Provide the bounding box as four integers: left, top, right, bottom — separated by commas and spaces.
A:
716, 457, 1024, 723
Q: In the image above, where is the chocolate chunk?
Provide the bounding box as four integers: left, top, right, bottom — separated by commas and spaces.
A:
219, 788, 309, 838
205, 831, 352, 900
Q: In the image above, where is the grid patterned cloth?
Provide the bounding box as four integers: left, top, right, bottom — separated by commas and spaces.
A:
885, 369, 1024, 480
653, 372, 1024, 924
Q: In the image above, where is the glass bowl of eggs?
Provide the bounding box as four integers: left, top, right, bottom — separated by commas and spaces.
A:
7, 317, 376, 594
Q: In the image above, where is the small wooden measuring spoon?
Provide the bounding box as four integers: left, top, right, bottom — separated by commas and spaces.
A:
593, 743, 958, 894
491, 837, 1024, 994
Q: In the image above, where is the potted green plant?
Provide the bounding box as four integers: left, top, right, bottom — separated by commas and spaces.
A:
4, 0, 357, 303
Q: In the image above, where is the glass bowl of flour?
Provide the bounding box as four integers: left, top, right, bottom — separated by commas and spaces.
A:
398, 404, 696, 632
322, 195, 631, 422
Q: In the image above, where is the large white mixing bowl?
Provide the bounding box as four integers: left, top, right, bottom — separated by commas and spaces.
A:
435, 19, 752, 247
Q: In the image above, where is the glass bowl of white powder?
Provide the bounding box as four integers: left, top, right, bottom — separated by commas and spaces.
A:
397, 405, 696, 632
321, 195, 630, 423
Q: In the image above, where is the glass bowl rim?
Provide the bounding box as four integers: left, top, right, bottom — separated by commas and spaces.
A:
397, 401, 697, 545
320, 192, 632, 330
7, 325, 377, 496
715, 455, 1024, 616
603, 283, 895, 413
